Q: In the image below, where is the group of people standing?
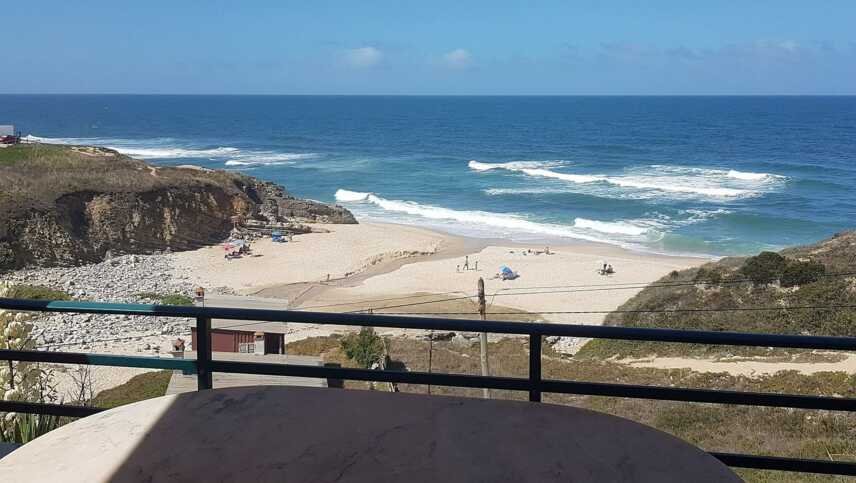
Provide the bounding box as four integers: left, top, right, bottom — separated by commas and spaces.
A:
457, 255, 478, 273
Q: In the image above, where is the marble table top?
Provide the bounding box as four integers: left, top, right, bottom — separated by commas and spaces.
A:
0, 386, 739, 482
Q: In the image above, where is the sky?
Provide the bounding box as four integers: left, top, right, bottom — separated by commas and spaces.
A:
1, 1, 855, 95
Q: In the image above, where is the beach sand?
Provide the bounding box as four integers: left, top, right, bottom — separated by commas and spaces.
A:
171, 223, 477, 291
171, 222, 706, 350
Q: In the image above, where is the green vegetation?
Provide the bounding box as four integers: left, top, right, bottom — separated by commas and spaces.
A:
740, 251, 788, 285
0, 143, 253, 217
781, 259, 826, 288
135, 292, 193, 306
340, 327, 385, 368
91, 370, 172, 409
4, 284, 72, 301
738, 251, 826, 288
576, 232, 856, 359
1, 413, 65, 444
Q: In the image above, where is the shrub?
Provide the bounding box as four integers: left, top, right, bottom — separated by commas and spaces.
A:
4, 413, 64, 444
159, 294, 193, 306
340, 327, 384, 368
780, 260, 826, 288
693, 267, 722, 286
135, 292, 193, 306
6, 284, 71, 301
92, 371, 172, 409
740, 251, 787, 286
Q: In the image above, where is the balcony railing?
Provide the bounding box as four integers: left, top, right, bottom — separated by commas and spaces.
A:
1, 297, 855, 476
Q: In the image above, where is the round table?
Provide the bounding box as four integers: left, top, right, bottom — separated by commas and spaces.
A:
0, 386, 739, 482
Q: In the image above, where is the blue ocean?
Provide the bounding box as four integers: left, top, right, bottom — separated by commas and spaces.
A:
3, 95, 855, 256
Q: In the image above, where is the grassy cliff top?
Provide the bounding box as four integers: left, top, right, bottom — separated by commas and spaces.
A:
579, 231, 856, 358
0, 143, 259, 216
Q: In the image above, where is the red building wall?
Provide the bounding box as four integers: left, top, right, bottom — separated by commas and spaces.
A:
191, 329, 282, 354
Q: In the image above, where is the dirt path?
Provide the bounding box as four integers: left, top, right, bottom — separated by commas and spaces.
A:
620, 353, 856, 376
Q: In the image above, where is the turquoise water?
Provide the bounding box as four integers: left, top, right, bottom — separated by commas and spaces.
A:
3, 95, 855, 256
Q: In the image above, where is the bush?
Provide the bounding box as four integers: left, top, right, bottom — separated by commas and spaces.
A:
693, 267, 722, 286
92, 371, 173, 409
159, 294, 193, 306
780, 260, 826, 288
5, 284, 72, 301
740, 251, 787, 286
340, 327, 384, 368
135, 292, 193, 306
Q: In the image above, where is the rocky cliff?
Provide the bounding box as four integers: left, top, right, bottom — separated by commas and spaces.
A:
0, 144, 355, 269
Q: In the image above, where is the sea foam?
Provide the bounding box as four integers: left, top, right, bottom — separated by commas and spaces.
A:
470, 160, 784, 199
335, 189, 655, 243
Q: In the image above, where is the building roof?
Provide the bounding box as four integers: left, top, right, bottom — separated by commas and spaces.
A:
195, 295, 291, 334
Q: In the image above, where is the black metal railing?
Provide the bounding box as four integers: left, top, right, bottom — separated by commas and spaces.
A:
1, 297, 855, 476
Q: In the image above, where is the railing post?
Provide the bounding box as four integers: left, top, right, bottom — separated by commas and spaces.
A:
529, 333, 542, 402
196, 317, 213, 390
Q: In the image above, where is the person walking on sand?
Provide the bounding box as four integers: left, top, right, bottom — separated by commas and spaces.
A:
463, 256, 470, 270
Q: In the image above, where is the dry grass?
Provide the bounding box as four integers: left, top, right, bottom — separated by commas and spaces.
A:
0, 144, 253, 216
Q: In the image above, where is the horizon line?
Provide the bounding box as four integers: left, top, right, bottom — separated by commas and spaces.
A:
2, 93, 856, 97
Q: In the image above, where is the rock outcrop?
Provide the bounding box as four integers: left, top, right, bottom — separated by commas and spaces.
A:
0, 144, 355, 269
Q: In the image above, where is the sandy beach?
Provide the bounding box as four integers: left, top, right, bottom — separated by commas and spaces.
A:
173, 222, 706, 343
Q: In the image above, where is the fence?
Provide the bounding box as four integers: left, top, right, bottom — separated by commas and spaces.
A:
1, 297, 855, 476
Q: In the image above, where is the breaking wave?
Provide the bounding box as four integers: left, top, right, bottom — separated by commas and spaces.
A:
334, 189, 657, 244
468, 160, 567, 171
470, 160, 784, 199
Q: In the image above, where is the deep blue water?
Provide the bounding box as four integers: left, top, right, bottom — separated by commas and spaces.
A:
3, 95, 855, 256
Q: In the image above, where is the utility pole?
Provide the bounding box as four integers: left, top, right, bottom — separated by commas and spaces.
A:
427, 330, 433, 395
478, 277, 490, 399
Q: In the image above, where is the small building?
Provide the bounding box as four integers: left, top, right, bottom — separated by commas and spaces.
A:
0, 125, 19, 144
190, 295, 290, 355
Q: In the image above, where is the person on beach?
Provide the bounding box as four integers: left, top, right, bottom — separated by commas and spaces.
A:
463, 256, 469, 270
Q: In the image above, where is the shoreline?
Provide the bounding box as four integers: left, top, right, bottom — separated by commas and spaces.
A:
172, 220, 711, 302
6, 220, 856, 399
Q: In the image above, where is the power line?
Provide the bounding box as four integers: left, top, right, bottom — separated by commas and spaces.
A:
487, 270, 856, 296
295, 290, 470, 311
374, 303, 856, 316
346, 294, 478, 313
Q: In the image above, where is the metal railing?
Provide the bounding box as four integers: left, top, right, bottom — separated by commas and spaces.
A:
1, 297, 855, 476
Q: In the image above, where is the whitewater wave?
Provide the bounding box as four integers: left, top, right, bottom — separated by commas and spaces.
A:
572, 218, 648, 236
224, 153, 318, 166
24, 135, 316, 164
334, 189, 656, 243
727, 169, 779, 181
470, 160, 784, 199
468, 160, 567, 171
484, 187, 571, 196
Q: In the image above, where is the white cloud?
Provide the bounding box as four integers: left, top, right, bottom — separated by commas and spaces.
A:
442, 48, 472, 68
343, 47, 383, 68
